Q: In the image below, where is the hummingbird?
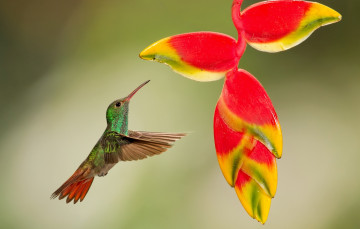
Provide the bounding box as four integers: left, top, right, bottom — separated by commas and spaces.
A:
51, 80, 185, 203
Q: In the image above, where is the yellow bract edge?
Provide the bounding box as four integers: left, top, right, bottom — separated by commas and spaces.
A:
139, 37, 227, 81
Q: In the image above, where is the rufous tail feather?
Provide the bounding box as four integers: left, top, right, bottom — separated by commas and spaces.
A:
51, 168, 94, 204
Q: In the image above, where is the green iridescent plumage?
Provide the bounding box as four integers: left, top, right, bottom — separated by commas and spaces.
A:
106, 100, 129, 134
51, 80, 185, 203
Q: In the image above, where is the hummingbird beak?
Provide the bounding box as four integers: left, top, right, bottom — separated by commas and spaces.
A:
125, 80, 150, 101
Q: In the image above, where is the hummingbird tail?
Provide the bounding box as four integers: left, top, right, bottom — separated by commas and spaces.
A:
63, 177, 94, 204
51, 168, 94, 204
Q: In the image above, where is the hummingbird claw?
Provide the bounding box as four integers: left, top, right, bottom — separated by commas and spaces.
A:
98, 172, 108, 177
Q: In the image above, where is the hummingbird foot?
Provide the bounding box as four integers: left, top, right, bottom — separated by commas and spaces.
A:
98, 172, 108, 177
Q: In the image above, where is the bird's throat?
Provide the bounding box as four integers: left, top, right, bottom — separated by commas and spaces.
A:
108, 115, 128, 135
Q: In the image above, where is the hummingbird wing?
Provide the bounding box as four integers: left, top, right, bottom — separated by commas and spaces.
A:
101, 131, 185, 163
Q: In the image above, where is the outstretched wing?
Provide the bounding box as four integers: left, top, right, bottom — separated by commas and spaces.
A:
101, 131, 186, 164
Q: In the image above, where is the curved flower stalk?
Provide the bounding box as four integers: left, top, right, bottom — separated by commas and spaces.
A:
140, 0, 341, 224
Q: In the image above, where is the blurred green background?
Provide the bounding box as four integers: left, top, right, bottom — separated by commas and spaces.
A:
0, 0, 359, 228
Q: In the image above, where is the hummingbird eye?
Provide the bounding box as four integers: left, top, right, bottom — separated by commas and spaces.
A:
115, 102, 121, 107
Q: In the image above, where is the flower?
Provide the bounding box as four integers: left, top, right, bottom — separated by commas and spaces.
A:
140, 0, 341, 223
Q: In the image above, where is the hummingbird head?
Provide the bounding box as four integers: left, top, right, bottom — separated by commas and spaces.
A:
106, 80, 150, 132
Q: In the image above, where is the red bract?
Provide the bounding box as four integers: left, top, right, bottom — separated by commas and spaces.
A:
241, 1, 311, 42
222, 69, 279, 126
140, 32, 241, 81
233, 0, 341, 52
140, 0, 341, 224
170, 32, 240, 71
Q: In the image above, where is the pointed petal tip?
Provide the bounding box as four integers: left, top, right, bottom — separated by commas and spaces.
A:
321, 3, 342, 18
328, 12, 342, 25
138, 53, 151, 61
330, 8, 342, 22
235, 171, 271, 224
312, 3, 342, 26
139, 47, 156, 61
139, 37, 173, 62
338, 13, 342, 21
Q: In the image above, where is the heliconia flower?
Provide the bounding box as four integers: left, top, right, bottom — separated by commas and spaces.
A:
140, 0, 341, 224
232, 0, 342, 52
140, 32, 244, 82
214, 69, 281, 223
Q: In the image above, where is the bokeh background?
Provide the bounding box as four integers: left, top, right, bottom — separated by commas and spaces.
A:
0, 0, 358, 228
